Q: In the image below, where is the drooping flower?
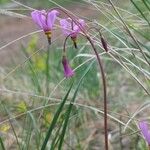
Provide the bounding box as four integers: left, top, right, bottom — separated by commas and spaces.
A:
62, 56, 74, 78
31, 9, 59, 44
139, 121, 150, 145
60, 18, 85, 48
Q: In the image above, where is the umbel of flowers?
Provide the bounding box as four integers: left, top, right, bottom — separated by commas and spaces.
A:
31, 9, 86, 78
31, 8, 108, 150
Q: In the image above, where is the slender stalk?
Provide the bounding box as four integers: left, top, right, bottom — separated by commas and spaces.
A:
46, 44, 50, 95
119, 116, 123, 150
86, 36, 108, 150
149, 145, 150, 150
64, 32, 108, 149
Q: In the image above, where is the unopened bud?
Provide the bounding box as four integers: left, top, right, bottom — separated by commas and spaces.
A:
62, 56, 74, 78
101, 37, 108, 52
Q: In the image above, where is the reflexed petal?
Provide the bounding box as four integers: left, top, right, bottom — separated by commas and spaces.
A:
31, 10, 43, 29
31, 10, 46, 30
73, 19, 85, 33
60, 19, 72, 36
31, 10, 58, 31
47, 10, 59, 29
60, 18, 85, 38
39, 13, 48, 31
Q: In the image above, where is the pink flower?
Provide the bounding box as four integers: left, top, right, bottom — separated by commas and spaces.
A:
60, 18, 85, 48
62, 56, 74, 78
60, 18, 85, 37
139, 121, 150, 145
31, 9, 59, 31
31, 10, 59, 44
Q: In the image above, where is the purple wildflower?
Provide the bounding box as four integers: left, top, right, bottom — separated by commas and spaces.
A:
31, 10, 59, 44
62, 56, 74, 78
139, 121, 150, 145
60, 18, 85, 48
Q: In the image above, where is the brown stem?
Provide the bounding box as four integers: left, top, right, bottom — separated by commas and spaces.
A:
65, 34, 108, 150
86, 36, 108, 150
63, 33, 77, 54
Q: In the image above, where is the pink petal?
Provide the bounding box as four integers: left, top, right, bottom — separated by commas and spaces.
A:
73, 19, 85, 33
47, 10, 59, 29
139, 121, 150, 144
60, 18, 72, 36
31, 10, 48, 30
62, 57, 74, 78
31, 10, 43, 29
39, 13, 48, 31
79, 19, 85, 27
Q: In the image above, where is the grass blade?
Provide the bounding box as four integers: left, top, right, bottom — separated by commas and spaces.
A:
142, 0, 150, 11
58, 61, 94, 149
50, 125, 62, 150
21, 45, 42, 93
130, 0, 150, 26
129, 25, 150, 41
41, 82, 74, 150
0, 137, 5, 150
28, 112, 41, 150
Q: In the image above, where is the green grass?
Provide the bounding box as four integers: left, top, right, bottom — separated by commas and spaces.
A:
18, 0, 82, 8
0, 0, 8, 4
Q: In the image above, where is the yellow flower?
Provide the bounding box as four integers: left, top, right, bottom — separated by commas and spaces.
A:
0, 124, 10, 132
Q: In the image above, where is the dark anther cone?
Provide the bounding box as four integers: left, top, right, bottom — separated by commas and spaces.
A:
71, 37, 78, 49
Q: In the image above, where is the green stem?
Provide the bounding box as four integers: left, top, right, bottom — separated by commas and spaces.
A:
46, 44, 50, 95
